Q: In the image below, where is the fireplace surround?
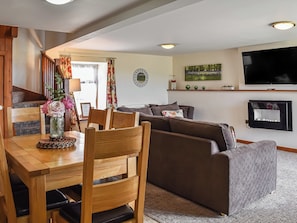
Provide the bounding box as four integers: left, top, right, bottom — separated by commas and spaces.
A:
248, 100, 292, 131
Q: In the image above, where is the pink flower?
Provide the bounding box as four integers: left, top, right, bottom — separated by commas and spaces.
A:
42, 100, 52, 114
62, 96, 74, 110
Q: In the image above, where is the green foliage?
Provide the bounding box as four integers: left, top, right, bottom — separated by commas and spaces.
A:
46, 73, 65, 101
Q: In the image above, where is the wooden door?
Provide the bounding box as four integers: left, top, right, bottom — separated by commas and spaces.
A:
0, 26, 18, 137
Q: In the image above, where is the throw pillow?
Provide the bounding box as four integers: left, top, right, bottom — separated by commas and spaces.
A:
150, 102, 180, 116
161, 109, 184, 118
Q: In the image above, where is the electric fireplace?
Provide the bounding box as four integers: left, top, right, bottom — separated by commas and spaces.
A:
248, 100, 292, 131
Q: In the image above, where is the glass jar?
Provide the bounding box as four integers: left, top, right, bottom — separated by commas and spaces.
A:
50, 115, 64, 140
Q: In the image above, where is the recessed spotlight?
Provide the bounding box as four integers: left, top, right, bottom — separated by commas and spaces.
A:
271, 21, 295, 30
160, 43, 176, 49
45, 0, 74, 5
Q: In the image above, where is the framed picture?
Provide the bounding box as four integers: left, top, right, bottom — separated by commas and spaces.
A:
185, 63, 222, 81
80, 102, 91, 118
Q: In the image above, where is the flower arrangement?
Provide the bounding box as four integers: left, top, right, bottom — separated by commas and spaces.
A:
42, 73, 74, 140
42, 73, 74, 117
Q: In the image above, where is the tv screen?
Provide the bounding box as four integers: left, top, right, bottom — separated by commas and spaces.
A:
242, 46, 297, 85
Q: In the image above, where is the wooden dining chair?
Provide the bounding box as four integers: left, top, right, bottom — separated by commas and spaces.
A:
0, 127, 69, 223
110, 110, 140, 129
61, 109, 139, 201
87, 108, 112, 130
53, 121, 151, 223
6, 106, 46, 137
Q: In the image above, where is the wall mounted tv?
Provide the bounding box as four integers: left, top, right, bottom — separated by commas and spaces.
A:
242, 46, 297, 85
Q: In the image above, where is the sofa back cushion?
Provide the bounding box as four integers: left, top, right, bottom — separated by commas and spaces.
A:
169, 118, 236, 151
150, 102, 180, 116
116, 106, 153, 115
139, 115, 171, 131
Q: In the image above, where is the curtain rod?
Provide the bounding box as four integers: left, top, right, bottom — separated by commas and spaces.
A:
58, 52, 116, 59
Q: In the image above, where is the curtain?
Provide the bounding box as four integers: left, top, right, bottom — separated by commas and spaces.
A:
106, 58, 118, 108
59, 55, 72, 79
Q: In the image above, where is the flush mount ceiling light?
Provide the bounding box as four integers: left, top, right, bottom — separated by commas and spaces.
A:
271, 21, 296, 30
160, 43, 176, 49
45, 0, 74, 5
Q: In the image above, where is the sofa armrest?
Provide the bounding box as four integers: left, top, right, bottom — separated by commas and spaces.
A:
210, 140, 277, 215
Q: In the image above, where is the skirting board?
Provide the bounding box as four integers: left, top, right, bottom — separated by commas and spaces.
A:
237, 139, 297, 153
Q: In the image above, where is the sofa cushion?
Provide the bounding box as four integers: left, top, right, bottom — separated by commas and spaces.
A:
161, 109, 184, 118
139, 115, 171, 131
116, 106, 153, 115
169, 118, 236, 151
150, 102, 180, 116
179, 105, 194, 119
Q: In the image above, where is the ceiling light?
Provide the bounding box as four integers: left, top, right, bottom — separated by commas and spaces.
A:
271, 21, 295, 30
160, 43, 176, 49
45, 0, 74, 5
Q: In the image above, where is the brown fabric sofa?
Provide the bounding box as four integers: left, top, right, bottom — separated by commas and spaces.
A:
116, 102, 195, 119
139, 115, 277, 215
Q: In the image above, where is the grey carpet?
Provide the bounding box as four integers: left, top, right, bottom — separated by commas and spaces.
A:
144, 150, 297, 223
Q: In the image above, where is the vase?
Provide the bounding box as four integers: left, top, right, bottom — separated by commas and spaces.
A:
50, 115, 64, 140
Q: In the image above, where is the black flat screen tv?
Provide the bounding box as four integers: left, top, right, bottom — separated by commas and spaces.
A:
242, 46, 297, 85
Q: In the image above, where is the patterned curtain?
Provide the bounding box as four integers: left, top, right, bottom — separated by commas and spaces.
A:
59, 55, 72, 79
106, 58, 118, 108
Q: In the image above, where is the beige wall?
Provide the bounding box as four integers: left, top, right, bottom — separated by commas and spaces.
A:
173, 49, 241, 90
13, 28, 44, 93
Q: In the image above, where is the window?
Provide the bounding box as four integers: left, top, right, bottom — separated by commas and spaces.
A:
71, 62, 107, 118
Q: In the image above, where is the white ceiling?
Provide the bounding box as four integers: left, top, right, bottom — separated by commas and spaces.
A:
1, 0, 297, 56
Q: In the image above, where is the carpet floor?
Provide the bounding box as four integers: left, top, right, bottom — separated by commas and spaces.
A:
144, 150, 297, 223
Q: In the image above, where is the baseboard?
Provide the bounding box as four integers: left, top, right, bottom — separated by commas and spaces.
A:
237, 139, 297, 153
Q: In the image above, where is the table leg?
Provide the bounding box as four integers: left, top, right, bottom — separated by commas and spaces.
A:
29, 175, 47, 223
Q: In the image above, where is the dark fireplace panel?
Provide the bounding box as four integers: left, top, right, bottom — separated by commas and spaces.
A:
248, 100, 292, 131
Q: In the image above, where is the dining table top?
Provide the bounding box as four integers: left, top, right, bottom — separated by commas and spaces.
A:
4, 131, 85, 177
4, 130, 128, 223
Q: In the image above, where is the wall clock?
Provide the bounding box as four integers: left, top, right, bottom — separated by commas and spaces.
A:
133, 68, 148, 87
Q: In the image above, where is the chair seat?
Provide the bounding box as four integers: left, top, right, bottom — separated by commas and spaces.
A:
59, 202, 134, 223
13, 189, 69, 217
9, 173, 28, 192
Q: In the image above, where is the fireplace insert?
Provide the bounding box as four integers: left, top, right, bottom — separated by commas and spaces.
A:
248, 100, 292, 131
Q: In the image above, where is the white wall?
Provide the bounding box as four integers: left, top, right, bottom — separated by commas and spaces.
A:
169, 90, 297, 149
13, 28, 44, 93
171, 42, 297, 149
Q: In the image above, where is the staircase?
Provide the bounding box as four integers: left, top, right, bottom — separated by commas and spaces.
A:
12, 52, 72, 135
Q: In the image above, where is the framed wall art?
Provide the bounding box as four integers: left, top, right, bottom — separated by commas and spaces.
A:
80, 102, 91, 118
185, 63, 222, 81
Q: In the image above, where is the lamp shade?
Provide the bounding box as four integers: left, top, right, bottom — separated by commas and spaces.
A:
69, 78, 81, 92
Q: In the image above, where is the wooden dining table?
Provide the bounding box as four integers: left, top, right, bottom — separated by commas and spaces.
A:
4, 131, 128, 223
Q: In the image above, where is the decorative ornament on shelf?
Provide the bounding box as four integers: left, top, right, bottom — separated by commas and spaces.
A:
170, 79, 177, 90
185, 84, 191, 90
42, 73, 74, 140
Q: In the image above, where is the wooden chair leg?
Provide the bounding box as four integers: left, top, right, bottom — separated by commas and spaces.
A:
0, 196, 7, 223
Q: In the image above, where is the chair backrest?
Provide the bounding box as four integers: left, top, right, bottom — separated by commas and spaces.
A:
87, 108, 112, 130
110, 110, 140, 129
0, 127, 18, 222
81, 121, 151, 222
6, 106, 46, 137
